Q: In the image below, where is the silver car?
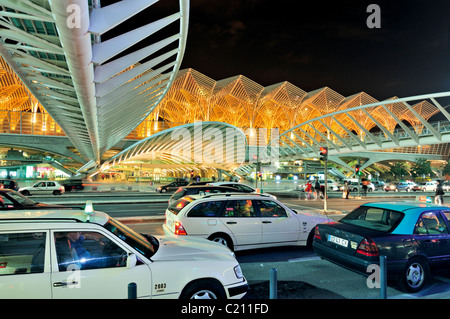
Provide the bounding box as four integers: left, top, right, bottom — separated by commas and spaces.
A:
19, 181, 65, 196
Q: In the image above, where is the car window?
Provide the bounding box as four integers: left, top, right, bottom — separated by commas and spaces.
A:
443, 212, 450, 223
0, 232, 46, 275
47, 182, 55, 187
187, 201, 224, 217
0, 193, 14, 208
168, 197, 195, 215
414, 212, 449, 235
3, 191, 35, 207
171, 188, 186, 201
339, 206, 403, 232
257, 200, 287, 217
236, 185, 254, 192
221, 200, 256, 217
55, 231, 128, 271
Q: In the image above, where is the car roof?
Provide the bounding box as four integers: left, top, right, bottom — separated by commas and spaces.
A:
181, 185, 243, 190
361, 201, 446, 212
0, 209, 109, 225
186, 193, 273, 200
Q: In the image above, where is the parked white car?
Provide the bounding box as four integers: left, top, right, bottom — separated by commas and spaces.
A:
19, 181, 65, 196
421, 181, 437, 192
0, 207, 247, 299
163, 193, 330, 251
207, 182, 276, 198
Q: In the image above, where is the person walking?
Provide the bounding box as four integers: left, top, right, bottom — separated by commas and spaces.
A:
304, 181, 312, 200
435, 180, 445, 205
343, 181, 349, 199
314, 180, 321, 200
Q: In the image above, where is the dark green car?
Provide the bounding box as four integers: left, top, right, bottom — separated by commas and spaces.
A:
313, 201, 450, 292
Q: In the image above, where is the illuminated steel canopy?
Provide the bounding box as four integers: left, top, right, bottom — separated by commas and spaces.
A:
100, 121, 247, 175
0, 0, 189, 165
153, 69, 441, 134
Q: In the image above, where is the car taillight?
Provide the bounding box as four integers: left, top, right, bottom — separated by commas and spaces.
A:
174, 221, 187, 235
60, 186, 64, 191
314, 226, 321, 240
356, 238, 378, 257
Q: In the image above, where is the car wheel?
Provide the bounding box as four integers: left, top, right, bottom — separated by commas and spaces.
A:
53, 190, 61, 195
306, 229, 315, 248
180, 280, 226, 299
208, 233, 233, 251
161, 188, 167, 193
399, 258, 429, 293
422, 188, 426, 192
21, 190, 30, 196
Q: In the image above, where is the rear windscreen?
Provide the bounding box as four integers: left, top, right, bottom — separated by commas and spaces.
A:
168, 197, 194, 215
170, 188, 186, 202
339, 206, 404, 232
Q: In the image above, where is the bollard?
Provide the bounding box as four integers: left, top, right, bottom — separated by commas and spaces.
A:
380, 255, 387, 299
270, 268, 277, 299
128, 282, 137, 299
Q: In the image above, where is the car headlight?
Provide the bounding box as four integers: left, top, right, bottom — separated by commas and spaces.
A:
234, 265, 244, 279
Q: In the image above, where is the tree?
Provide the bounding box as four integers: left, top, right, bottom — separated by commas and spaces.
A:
410, 158, 434, 181
389, 162, 409, 179
442, 160, 450, 177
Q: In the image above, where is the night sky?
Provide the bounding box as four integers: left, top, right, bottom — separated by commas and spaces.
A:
104, 0, 449, 101
175, 0, 449, 101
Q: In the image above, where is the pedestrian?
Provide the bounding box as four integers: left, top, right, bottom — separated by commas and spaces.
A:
304, 181, 312, 200
343, 181, 349, 199
362, 180, 368, 197
314, 180, 320, 200
435, 180, 445, 205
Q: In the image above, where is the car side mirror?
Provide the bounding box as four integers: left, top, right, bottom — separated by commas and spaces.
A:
127, 253, 137, 269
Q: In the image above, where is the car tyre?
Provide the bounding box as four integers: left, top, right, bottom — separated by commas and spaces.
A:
399, 258, 429, 293
21, 190, 30, 196
180, 279, 226, 299
161, 188, 167, 193
53, 190, 61, 195
306, 229, 315, 248
208, 233, 234, 251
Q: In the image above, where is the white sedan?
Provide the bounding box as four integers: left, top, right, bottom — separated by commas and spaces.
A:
0, 207, 247, 299
421, 181, 437, 192
19, 181, 65, 196
163, 193, 331, 251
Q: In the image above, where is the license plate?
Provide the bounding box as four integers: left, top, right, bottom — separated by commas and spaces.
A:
328, 234, 348, 247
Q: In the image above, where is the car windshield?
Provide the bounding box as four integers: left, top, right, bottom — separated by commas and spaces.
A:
5, 190, 37, 206
339, 206, 404, 232
103, 217, 157, 260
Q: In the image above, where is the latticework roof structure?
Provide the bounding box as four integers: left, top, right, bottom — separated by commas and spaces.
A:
151, 68, 441, 137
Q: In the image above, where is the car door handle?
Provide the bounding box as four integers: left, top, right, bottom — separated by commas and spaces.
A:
226, 221, 237, 224
53, 281, 78, 287
262, 221, 272, 224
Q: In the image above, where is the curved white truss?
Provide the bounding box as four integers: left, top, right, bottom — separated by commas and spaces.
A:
266, 91, 450, 171
0, 0, 189, 164
98, 121, 247, 176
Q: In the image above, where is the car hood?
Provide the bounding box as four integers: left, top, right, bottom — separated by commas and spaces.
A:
152, 236, 235, 262
294, 210, 332, 223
